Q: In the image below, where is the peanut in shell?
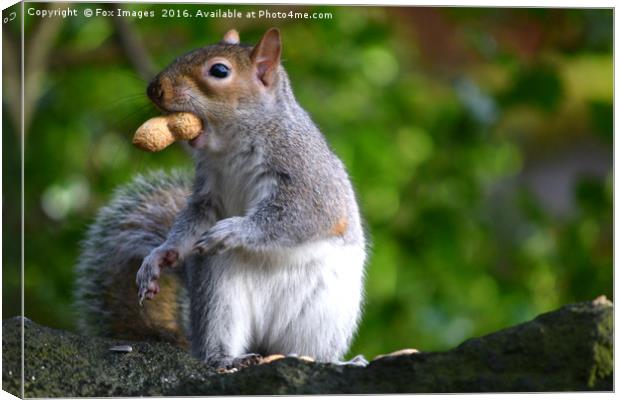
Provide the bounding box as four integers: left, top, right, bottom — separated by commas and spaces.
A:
133, 112, 203, 152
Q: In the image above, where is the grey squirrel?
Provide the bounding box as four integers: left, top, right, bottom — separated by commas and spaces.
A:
74, 28, 367, 368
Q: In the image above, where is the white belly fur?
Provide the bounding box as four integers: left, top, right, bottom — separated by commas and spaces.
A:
207, 239, 366, 361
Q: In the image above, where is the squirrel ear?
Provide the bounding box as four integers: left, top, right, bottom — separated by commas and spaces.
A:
250, 28, 281, 87
222, 29, 240, 45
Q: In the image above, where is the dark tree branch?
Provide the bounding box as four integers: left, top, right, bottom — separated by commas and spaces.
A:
105, 4, 156, 82
48, 43, 124, 70
23, 3, 65, 134
2, 25, 20, 134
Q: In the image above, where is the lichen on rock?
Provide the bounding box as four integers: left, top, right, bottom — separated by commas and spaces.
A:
2, 298, 613, 397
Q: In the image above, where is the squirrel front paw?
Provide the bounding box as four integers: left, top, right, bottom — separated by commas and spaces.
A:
136, 246, 179, 305
194, 217, 246, 255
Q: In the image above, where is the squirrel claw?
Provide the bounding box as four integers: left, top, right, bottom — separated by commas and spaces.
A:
194, 217, 245, 255
137, 282, 159, 305
138, 289, 148, 306
136, 247, 171, 304
228, 353, 263, 369
193, 237, 217, 255
194, 241, 225, 256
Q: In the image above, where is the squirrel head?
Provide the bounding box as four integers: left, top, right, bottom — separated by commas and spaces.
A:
146, 28, 283, 148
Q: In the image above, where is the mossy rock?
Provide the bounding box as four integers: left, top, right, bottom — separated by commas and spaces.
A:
2, 298, 612, 396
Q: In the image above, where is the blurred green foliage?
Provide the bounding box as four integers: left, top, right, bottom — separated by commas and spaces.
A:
4, 4, 612, 359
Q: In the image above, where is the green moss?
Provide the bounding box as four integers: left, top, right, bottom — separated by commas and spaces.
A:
2, 299, 613, 396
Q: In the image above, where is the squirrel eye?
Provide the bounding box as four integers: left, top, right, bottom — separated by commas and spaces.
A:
209, 63, 230, 78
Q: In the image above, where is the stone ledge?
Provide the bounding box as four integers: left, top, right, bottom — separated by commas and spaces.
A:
1, 297, 612, 396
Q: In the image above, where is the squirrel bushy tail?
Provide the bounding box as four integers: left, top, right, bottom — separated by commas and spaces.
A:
74, 170, 191, 347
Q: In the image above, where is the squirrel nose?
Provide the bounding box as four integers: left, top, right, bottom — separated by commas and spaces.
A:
147, 81, 164, 105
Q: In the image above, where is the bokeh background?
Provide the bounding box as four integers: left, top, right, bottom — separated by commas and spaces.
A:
3, 3, 613, 358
